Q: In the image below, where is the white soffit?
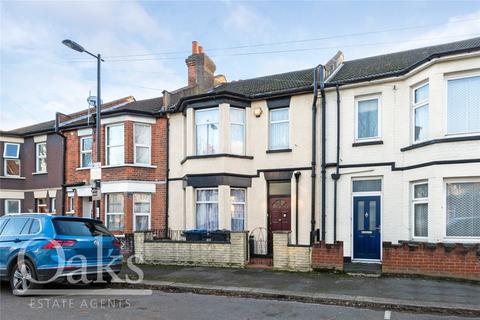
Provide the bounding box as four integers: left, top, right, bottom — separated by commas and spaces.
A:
101, 115, 156, 125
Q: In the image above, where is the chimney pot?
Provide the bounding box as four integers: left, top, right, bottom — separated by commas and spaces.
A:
192, 41, 199, 54
198, 46, 203, 53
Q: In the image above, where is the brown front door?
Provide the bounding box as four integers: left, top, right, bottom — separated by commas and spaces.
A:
268, 195, 291, 255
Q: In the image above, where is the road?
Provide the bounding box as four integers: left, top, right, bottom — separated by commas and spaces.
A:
1, 284, 479, 320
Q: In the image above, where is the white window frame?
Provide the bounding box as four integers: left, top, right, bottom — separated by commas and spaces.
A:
80, 136, 93, 168
444, 178, 480, 241
195, 187, 219, 230
35, 142, 47, 173
412, 82, 429, 143
5, 199, 21, 214
105, 193, 124, 231
230, 188, 246, 231
444, 73, 480, 137
133, 193, 151, 231
195, 107, 220, 155
4, 159, 20, 177
3, 143, 20, 158
68, 196, 75, 213
411, 181, 428, 239
268, 107, 290, 150
134, 123, 151, 165
354, 96, 381, 142
36, 198, 47, 213
229, 107, 246, 155
106, 124, 125, 166
50, 197, 56, 214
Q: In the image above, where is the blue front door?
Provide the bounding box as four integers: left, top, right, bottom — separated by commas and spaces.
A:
353, 196, 381, 260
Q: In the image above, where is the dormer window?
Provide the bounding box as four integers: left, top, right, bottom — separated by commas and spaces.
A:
3, 143, 20, 177
195, 108, 219, 155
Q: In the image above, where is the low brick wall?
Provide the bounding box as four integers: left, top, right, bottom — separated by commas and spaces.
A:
134, 231, 248, 268
311, 241, 344, 271
382, 241, 480, 280
273, 231, 311, 272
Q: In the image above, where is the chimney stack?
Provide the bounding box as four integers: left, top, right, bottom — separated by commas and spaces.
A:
186, 41, 216, 91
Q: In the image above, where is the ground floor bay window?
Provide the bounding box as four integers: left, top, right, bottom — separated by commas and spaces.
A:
446, 181, 480, 238
106, 193, 124, 231
133, 193, 151, 231
196, 188, 218, 231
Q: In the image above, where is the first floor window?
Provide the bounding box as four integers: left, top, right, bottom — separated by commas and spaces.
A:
446, 182, 480, 237
230, 188, 246, 231
412, 182, 428, 238
195, 108, 219, 155
5, 199, 20, 214
196, 188, 218, 231
3, 142, 20, 177
50, 198, 56, 214
447, 75, 480, 134
230, 108, 245, 155
133, 193, 151, 231
356, 98, 380, 140
106, 194, 124, 231
106, 124, 124, 166
269, 108, 289, 150
35, 142, 47, 173
36, 198, 47, 213
134, 124, 151, 165
413, 83, 429, 142
80, 136, 93, 168
4, 159, 20, 176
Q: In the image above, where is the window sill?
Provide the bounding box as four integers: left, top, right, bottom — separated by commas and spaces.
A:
0, 176, 26, 179
401, 134, 480, 151
32, 172, 47, 175
443, 237, 480, 243
181, 154, 254, 164
102, 164, 157, 169
352, 140, 383, 147
266, 148, 292, 154
76, 167, 91, 171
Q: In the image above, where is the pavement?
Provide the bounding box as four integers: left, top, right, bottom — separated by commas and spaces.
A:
117, 264, 480, 317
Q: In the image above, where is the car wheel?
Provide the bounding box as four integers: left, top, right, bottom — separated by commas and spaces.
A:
9, 258, 39, 295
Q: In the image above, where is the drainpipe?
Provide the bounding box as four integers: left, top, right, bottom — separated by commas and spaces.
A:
319, 68, 326, 242
310, 65, 322, 245
294, 171, 301, 245
332, 85, 341, 242
165, 116, 170, 233
55, 112, 67, 216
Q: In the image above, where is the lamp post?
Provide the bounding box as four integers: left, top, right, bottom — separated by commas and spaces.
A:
63, 39, 103, 219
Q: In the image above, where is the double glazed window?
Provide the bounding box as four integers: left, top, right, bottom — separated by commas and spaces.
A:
356, 98, 380, 140
195, 108, 219, 155
446, 182, 480, 237
134, 124, 151, 165
106, 124, 124, 166
230, 108, 245, 155
412, 83, 429, 142
3, 143, 20, 177
231, 188, 246, 231
447, 75, 480, 135
412, 182, 428, 238
36, 198, 47, 213
269, 108, 289, 150
196, 188, 218, 231
80, 136, 93, 168
5, 199, 20, 214
133, 193, 151, 231
35, 142, 47, 173
106, 193, 124, 231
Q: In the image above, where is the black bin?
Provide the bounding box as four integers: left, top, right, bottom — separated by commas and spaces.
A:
184, 229, 208, 241
209, 230, 230, 242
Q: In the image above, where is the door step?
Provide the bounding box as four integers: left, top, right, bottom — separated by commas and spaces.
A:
247, 257, 273, 269
344, 262, 382, 276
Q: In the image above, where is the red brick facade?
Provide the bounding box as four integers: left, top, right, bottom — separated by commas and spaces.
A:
311, 241, 344, 271
382, 242, 480, 280
62, 116, 167, 235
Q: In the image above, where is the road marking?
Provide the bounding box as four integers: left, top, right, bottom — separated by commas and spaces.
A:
384, 310, 391, 320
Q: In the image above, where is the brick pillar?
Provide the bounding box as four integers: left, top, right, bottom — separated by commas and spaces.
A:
124, 192, 133, 233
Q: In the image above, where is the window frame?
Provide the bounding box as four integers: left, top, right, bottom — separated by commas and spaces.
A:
105, 123, 125, 166
229, 107, 246, 155
80, 136, 93, 168
68, 196, 75, 213
105, 193, 124, 232
412, 82, 429, 143
134, 123, 152, 165
354, 96, 382, 142
230, 188, 246, 231
195, 187, 219, 230
133, 193, 151, 231
3, 143, 20, 158
4, 159, 20, 177
195, 107, 220, 155
35, 142, 47, 173
444, 73, 480, 137
268, 107, 290, 150
50, 197, 56, 214
5, 199, 21, 214
411, 181, 428, 239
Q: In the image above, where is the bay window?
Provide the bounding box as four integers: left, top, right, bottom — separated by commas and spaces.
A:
133, 193, 151, 231
356, 97, 380, 140
80, 136, 93, 168
196, 188, 218, 231
269, 108, 289, 150
446, 182, 480, 237
5, 199, 20, 214
35, 142, 47, 173
106, 193, 124, 231
412, 83, 429, 142
134, 124, 151, 165
106, 124, 124, 166
230, 108, 245, 155
230, 188, 246, 231
3, 143, 20, 177
447, 75, 480, 134
195, 108, 219, 155
412, 182, 428, 238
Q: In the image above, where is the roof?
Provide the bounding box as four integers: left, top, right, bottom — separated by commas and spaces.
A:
327, 36, 480, 84
3, 120, 56, 136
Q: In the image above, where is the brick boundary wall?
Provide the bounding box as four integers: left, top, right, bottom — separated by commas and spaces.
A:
273, 231, 312, 272
382, 241, 480, 280
134, 231, 248, 268
311, 241, 344, 272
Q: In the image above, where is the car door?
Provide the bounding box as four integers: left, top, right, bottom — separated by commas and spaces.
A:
0, 217, 32, 272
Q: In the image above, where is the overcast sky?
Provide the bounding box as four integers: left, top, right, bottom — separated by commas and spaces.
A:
1, 1, 479, 130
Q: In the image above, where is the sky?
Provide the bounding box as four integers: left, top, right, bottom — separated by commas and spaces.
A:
1, 0, 480, 130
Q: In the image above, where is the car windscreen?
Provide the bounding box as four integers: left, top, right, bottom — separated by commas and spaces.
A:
53, 218, 113, 237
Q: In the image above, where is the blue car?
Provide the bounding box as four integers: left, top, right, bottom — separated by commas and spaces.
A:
0, 214, 123, 295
